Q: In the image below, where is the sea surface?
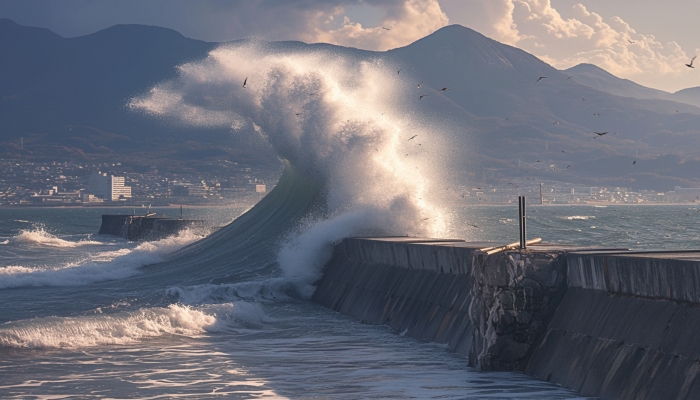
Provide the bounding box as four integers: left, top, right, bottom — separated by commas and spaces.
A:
2, 200, 698, 399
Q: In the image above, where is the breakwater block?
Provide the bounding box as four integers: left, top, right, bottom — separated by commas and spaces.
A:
312, 238, 477, 355
98, 214, 207, 241
315, 238, 700, 399
525, 251, 700, 399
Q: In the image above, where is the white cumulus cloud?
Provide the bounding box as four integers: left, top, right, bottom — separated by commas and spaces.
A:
442, 0, 697, 91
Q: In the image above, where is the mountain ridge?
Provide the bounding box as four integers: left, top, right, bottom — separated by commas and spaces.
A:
2, 20, 700, 190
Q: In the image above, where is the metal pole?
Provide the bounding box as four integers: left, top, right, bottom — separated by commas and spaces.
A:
540, 183, 543, 204
518, 196, 523, 249
519, 196, 527, 249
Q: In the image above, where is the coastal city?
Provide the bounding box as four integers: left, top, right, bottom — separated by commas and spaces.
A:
0, 159, 278, 207
2, 158, 700, 207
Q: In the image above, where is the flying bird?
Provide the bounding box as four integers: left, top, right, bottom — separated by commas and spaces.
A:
553, 121, 560, 125
567, 76, 573, 80
536, 76, 547, 83
593, 113, 601, 116
628, 39, 635, 44
505, 117, 509, 121
633, 160, 637, 166
242, 77, 248, 88
536, 160, 540, 162
594, 131, 608, 136
397, 69, 401, 74
417, 82, 423, 88
567, 165, 572, 168
419, 95, 428, 100
382, 27, 391, 30
439, 87, 450, 92
687, 55, 697, 68
408, 135, 418, 141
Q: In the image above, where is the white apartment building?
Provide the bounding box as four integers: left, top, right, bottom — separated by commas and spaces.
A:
88, 172, 132, 201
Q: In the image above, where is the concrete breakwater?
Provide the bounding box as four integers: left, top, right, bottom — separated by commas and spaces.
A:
99, 214, 207, 241
312, 238, 700, 399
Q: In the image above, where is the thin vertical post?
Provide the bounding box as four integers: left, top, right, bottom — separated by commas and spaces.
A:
540, 183, 543, 204
519, 196, 527, 249
180, 205, 183, 220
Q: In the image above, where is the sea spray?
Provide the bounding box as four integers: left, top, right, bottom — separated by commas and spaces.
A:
11, 227, 103, 248
0, 229, 206, 289
0, 304, 226, 349
130, 42, 458, 294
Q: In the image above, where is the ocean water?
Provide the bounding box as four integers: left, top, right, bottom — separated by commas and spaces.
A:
2, 200, 697, 398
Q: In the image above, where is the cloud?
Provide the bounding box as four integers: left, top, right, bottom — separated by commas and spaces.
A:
311, 0, 449, 50
443, 0, 694, 91
0, 0, 448, 51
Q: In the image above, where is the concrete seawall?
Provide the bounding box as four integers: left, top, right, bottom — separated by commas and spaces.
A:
313, 238, 700, 399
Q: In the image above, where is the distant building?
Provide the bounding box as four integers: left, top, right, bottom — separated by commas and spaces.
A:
671, 186, 700, 202
255, 184, 267, 193
88, 172, 132, 201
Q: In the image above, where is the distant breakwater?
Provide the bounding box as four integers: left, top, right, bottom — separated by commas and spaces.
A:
313, 238, 700, 399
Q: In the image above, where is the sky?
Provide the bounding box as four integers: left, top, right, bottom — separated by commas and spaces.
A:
1, 0, 699, 92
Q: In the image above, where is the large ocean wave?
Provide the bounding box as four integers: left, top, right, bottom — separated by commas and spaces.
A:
130, 42, 461, 296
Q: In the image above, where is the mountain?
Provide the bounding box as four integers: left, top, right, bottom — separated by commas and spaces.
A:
670, 87, 700, 108
3, 20, 700, 190
563, 62, 700, 110
564, 63, 670, 100
385, 26, 700, 189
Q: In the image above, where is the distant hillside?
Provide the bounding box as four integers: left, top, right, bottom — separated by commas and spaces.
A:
670, 87, 700, 108
3, 20, 700, 190
384, 25, 700, 190
564, 63, 670, 101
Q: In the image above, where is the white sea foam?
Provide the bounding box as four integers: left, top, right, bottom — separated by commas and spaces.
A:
130, 42, 465, 297
566, 215, 595, 220
167, 279, 292, 304
0, 229, 204, 289
11, 228, 103, 248
0, 303, 238, 349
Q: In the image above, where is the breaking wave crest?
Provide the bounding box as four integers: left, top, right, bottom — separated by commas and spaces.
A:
11, 228, 102, 248
0, 229, 205, 289
0, 303, 260, 349
130, 41, 464, 296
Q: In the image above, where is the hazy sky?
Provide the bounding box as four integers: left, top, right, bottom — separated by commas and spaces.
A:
1, 0, 698, 92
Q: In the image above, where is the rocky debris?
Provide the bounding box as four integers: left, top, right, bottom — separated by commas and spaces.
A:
469, 249, 568, 371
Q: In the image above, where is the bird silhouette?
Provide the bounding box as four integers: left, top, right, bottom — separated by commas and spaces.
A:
536, 77, 547, 83
628, 39, 635, 44
242, 77, 248, 88
594, 132, 608, 136
567, 165, 572, 168
687, 55, 697, 68
382, 27, 391, 30
633, 160, 637, 166
567, 76, 573, 80
439, 87, 450, 92
417, 82, 423, 88
419, 95, 428, 100
408, 135, 418, 141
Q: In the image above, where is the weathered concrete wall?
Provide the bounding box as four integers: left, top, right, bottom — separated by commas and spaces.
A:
314, 239, 700, 399
526, 252, 700, 400
312, 238, 478, 355
568, 252, 700, 302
